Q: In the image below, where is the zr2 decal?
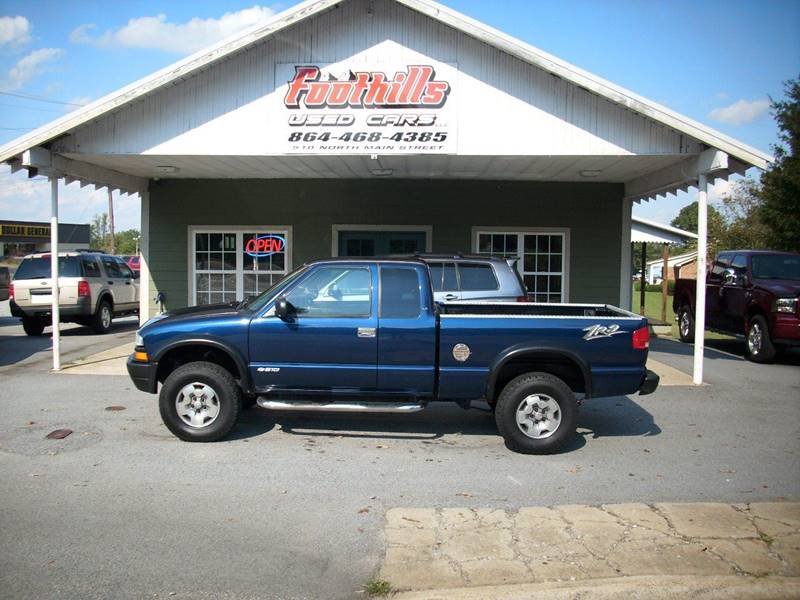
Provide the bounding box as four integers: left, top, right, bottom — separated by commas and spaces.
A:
582, 324, 626, 341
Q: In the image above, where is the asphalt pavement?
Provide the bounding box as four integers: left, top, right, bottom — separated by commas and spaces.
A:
0, 304, 798, 599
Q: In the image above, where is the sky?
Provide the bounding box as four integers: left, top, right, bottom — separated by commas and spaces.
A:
0, 0, 798, 231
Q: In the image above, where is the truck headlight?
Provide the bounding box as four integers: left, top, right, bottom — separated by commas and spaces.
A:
774, 297, 797, 314
135, 331, 144, 347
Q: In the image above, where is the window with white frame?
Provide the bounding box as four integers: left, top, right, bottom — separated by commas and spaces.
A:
475, 230, 568, 302
191, 228, 290, 305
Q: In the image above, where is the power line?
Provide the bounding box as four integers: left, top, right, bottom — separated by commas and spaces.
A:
0, 101, 63, 113
0, 90, 86, 107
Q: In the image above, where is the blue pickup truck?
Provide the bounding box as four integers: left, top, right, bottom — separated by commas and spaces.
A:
128, 258, 658, 454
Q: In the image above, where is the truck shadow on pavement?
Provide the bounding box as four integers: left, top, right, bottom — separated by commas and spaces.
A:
652, 336, 800, 366
230, 396, 661, 453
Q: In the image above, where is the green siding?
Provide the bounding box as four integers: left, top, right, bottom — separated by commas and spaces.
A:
147, 179, 624, 313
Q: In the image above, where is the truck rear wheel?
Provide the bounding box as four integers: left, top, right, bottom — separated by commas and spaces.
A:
495, 372, 577, 454
22, 317, 46, 336
746, 315, 776, 363
677, 304, 694, 342
159, 361, 241, 442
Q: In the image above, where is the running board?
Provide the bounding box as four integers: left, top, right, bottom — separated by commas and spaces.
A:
256, 399, 425, 413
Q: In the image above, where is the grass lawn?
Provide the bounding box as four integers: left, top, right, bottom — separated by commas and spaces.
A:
632, 285, 733, 341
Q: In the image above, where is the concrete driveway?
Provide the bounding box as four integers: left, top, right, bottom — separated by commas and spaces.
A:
0, 313, 798, 599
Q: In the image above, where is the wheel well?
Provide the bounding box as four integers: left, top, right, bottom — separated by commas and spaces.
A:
156, 344, 242, 385
97, 292, 113, 310
491, 353, 585, 403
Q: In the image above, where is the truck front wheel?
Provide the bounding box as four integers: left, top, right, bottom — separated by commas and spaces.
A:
495, 372, 577, 454
746, 315, 776, 363
159, 361, 242, 442
677, 305, 694, 342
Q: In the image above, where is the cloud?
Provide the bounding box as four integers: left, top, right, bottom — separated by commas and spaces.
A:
70, 5, 276, 55
0, 15, 31, 48
68, 23, 95, 44
3, 47, 64, 90
0, 166, 141, 231
709, 98, 770, 126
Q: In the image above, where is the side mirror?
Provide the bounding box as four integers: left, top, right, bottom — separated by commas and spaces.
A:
274, 297, 294, 321
723, 268, 744, 286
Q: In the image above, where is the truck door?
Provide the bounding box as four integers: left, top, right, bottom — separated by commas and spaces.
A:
248, 264, 377, 392
705, 253, 730, 329
721, 254, 749, 334
376, 264, 437, 397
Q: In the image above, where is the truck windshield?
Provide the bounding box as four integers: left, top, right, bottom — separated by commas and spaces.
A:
751, 254, 800, 280
240, 265, 309, 312
13, 256, 81, 280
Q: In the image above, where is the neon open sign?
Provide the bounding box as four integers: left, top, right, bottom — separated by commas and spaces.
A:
245, 234, 286, 257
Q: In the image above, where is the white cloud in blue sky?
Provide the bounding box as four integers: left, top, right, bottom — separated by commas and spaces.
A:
709, 98, 771, 127
0, 15, 31, 48
69, 5, 276, 55
3, 47, 64, 90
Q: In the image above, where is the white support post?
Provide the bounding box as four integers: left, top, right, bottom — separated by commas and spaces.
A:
50, 177, 61, 371
138, 190, 151, 324
692, 172, 708, 385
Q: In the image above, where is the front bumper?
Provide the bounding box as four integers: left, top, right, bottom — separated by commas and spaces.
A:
638, 369, 660, 396
126, 355, 158, 393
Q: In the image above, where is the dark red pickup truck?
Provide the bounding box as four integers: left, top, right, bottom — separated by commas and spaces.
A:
673, 250, 800, 363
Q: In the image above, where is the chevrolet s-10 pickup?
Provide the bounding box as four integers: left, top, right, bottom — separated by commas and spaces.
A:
128, 258, 658, 454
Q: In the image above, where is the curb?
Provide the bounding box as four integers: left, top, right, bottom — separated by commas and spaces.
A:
390, 575, 800, 599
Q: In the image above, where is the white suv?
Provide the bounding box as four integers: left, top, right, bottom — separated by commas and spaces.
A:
10, 251, 139, 336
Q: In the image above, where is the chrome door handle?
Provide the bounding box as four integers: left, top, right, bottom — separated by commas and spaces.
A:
443, 294, 458, 301
357, 327, 376, 338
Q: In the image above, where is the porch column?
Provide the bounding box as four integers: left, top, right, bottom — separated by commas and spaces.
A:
50, 177, 61, 371
692, 173, 708, 385
138, 189, 151, 324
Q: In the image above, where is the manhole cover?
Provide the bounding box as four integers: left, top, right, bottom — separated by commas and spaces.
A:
0, 422, 102, 456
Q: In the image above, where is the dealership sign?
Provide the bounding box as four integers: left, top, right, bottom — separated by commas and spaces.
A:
276, 61, 457, 154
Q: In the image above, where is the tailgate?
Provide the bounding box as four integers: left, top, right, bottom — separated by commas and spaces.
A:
12, 278, 79, 306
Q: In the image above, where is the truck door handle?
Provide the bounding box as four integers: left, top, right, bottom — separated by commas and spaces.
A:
357, 327, 376, 338
443, 294, 458, 301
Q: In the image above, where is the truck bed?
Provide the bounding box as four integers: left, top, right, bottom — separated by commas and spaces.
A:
436, 302, 649, 401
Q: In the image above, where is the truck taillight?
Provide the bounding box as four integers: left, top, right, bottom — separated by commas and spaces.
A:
8, 283, 13, 301
78, 281, 90, 297
632, 326, 650, 350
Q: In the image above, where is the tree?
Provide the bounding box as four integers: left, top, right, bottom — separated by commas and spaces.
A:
718, 178, 770, 250
90, 213, 110, 251
670, 201, 726, 257
90, 213, 140, 255
760, 76, 800, 251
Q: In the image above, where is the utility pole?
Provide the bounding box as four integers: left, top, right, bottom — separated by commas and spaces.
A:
107, 188, 116, 254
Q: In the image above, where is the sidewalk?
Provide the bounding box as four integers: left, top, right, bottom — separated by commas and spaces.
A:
379, 502, 799, 598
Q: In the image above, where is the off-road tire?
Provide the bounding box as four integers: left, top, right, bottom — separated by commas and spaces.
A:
91, 300, 113, 334
495, 372, 577, 455
159, 361, 241, 442
22, 317, 46, 336
745, 314, 776, 364
677, 304, 695, 343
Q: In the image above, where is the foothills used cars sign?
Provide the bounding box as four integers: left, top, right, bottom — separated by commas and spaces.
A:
276, 62, 458, 154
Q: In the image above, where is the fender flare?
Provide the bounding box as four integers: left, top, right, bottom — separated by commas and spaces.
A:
153, 338, 253, 392
485, 344, 593, 400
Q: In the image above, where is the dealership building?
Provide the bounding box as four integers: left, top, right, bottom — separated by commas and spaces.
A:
0, 0, 770, 333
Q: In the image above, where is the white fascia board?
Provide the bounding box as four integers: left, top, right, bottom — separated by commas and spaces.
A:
397, 0, 773, 170
0, 0, 339, 164
632, 216, 698, 240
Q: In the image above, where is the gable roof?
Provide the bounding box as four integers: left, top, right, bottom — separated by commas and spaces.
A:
631, 216, 698, 245
0, 0, 772, 171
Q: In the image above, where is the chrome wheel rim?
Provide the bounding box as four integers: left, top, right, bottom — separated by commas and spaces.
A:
515, 394, 561, 439
748, 322, 763, 355
175, 382, 221, 428
680, 312, 690, 338
101, 305, 111, 329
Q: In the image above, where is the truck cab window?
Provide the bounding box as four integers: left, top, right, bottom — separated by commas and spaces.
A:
380, 267, 421, 319
285, 266, 371, 317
